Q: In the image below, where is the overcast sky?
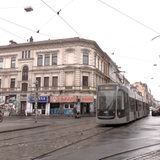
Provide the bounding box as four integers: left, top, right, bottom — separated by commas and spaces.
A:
1, 0, 160, 100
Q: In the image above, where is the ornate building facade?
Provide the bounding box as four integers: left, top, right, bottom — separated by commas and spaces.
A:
0, 37, 111, 116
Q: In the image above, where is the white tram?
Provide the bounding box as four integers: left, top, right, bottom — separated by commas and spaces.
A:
96, 83, 149, 125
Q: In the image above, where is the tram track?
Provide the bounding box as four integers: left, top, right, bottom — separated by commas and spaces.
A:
98, 142, 160, 160
30, 127, 113, 160
0, 117, 114, 160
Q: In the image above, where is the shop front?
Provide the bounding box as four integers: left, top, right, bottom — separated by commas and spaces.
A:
80, 96, 94, 116
50, 95, 78, 116
28, 96, 49, 115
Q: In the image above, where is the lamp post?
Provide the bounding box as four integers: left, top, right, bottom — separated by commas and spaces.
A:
34, 80, 39, 123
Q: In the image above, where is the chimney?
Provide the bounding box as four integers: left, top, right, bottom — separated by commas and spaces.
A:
29, 36, 33, 42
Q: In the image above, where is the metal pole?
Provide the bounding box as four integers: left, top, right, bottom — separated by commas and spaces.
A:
35, 81, 39, 123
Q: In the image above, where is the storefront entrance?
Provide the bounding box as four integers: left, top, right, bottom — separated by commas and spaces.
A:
80, 103, 90, 115
50, 103, 60, 115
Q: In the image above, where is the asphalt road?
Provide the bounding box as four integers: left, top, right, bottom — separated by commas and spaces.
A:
1, 114, 160, 160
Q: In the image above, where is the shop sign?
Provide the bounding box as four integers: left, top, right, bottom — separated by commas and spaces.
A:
81, 96, 94, 102
50, 96, 59, 103
50, 96, 77, 103
20, 95, 27, 101
29, 96, 49, 103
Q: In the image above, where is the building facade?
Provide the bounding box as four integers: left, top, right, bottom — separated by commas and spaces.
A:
0, 37, 111, 116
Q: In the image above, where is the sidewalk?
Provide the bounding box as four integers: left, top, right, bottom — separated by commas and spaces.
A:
0, 115, 90, 133
0, 116, 50, 133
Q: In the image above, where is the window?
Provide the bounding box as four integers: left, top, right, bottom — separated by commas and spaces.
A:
11, 57, 16, 68
22, 83, 28, 91
37, 55, 43, 66
98, 57, 99, 69
94, 54, 96, 67
83, 53, 89, 65
44, 77, 49, 87
52, 53, 57, 65
22, 50, 30, 59
82, 76, 88, 87
0, 58, 3, 68
36, 77, 41, 87
22, 66, 28, 81
10, 78, 15, 88
52, 76, 58, 87
44, 53, 50, 66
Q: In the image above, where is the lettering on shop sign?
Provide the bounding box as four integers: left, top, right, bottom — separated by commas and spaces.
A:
81, 96, 94, 102
50, 96, 77, 103
60, 96, 77, 102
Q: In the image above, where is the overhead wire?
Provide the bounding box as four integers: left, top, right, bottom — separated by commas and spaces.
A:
0, 16, 56, 39
0, 26, 26, 41
40, 0, 81, 37
38, 0, 75, 31
97, 0, 160, 35
0, 0, 77, 42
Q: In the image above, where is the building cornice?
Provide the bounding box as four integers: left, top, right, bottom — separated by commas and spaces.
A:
0, 37, 109, 58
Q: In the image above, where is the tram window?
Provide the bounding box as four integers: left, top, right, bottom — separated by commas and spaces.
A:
99, 96, 106, 109
137, 101, 142, 111
117, 90, 126, 118
130, 98, 136, 111
117, 91, 124, 110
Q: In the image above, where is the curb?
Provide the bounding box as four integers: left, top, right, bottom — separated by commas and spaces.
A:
0, 124, 49, 133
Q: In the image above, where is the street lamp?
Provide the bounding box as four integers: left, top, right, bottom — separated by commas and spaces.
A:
34, 80, 39, 123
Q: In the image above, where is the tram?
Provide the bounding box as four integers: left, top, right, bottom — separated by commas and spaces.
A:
96, 83, 149, 125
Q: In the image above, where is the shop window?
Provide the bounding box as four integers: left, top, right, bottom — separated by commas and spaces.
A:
65, 104, 69, 108
70, 104, 74, 108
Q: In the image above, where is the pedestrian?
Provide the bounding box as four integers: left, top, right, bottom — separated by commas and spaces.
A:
25, 108, 28, 116
74, 106, 80, 118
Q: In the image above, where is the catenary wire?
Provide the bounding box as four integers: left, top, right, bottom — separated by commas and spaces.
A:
0, 26, 26, 41
0, 16, 56, 39
38, 0, 75, 31
97, 0, 160, 35
40, 0, 81, 37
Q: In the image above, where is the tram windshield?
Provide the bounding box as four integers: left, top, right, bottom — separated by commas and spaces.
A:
97, 89, 116, 119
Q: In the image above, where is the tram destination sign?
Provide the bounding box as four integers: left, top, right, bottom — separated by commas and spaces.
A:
98, 85, 116, 90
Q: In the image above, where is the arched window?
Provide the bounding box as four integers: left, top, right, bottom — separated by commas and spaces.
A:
22, 83, 28, 91
22, 66, 28, 81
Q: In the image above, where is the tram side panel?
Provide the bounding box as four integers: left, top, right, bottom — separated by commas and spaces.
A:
128, 97, 137, 122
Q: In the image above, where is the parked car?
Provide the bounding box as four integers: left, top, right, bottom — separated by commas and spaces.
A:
152, 106, 160, 116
